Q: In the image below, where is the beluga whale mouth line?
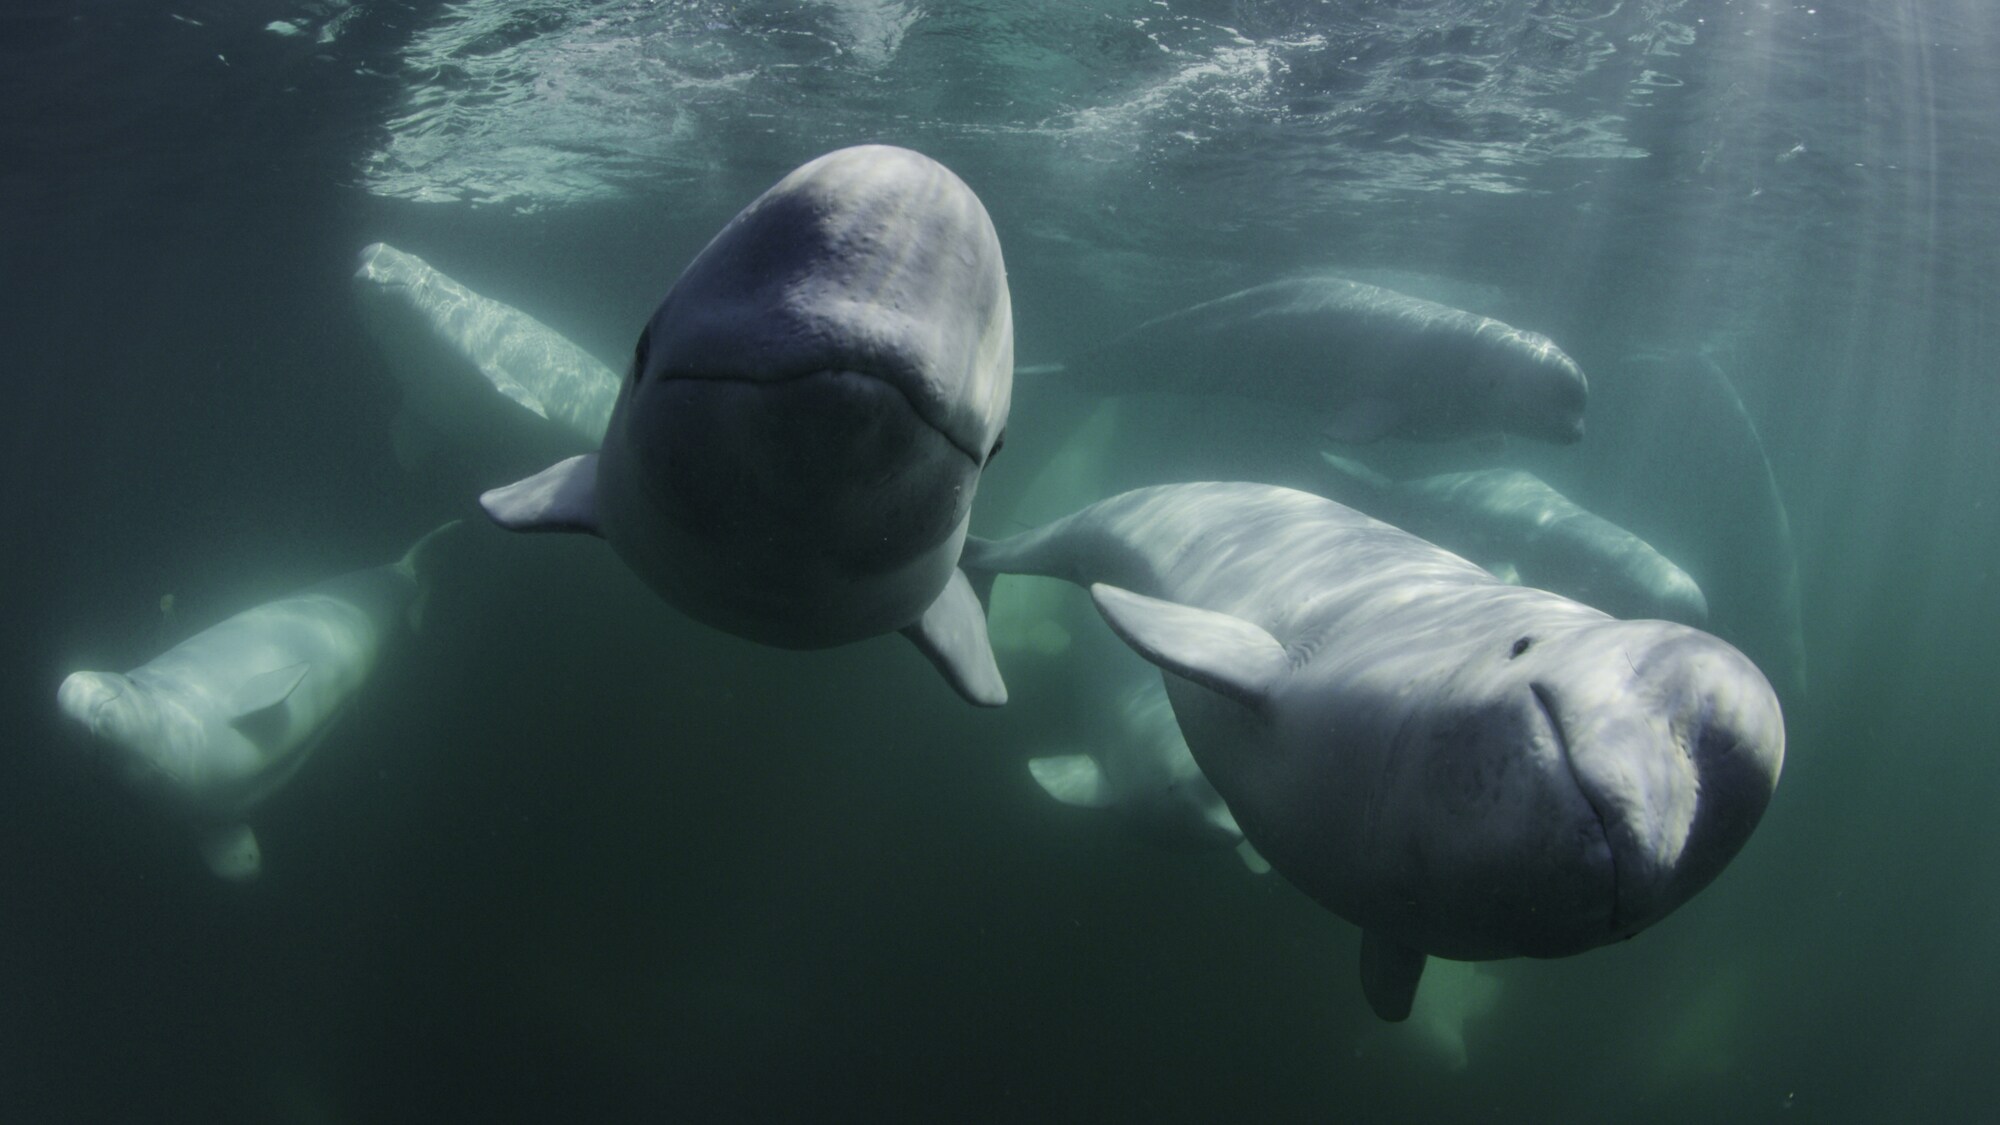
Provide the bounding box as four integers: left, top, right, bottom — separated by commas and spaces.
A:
653, 366, 991, 466
1531, 680, 1620, 931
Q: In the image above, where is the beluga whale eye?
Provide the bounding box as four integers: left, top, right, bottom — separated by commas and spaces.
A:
1510, 636, 1533, 658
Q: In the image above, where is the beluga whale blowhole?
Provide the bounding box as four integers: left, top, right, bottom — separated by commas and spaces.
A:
963, 483, 1783, 1019
482, 145, 1014, 706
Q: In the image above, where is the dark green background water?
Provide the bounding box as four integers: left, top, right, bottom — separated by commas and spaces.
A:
5, 1, 1997, 1120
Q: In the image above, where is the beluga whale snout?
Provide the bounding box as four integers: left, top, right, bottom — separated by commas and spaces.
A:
961, 483, 1784, 1019
1519, 620, 1785, 942
481, 145, 1014, 706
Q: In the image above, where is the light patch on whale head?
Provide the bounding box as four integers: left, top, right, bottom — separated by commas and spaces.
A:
1478, 326, 1588, 444
57, 671, 191, 789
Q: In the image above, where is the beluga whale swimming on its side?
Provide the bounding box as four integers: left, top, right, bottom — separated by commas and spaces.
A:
1027, 276, 1588, 446
481, 145, 1014, 706
963, 483, 1783, 1019
56, 522, 461, 881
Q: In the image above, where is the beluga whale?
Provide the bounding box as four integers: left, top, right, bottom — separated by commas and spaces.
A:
352, 242, 622, 478
481, 145, 1014, 706
962, 483, 1784, 1019
1318, 452, 1709, 626
56, 522, 461, 881
1027, 674, 1270, 873
1027, 276, 1588, 445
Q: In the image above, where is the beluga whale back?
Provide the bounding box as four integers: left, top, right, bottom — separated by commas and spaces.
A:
482, 145, 1014, 706
1035, 276, 1588, 446
963, 483, 1783, 1019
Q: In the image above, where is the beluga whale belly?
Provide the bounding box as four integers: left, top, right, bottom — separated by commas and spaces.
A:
56, 522, 460, 881
1035, 276, 1588, 445
963, 483, 1783, 1019
481, 145, 1014, 706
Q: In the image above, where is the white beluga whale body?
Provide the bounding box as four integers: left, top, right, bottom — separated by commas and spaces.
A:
482, 145, 1013, 705
1033, 276, 1588, 445
1319, 452, 1709, 625
353, 241, 620, 475
962, 483, 1784, 1019
1029, 675, 1270, 873
56, 522, 460, 881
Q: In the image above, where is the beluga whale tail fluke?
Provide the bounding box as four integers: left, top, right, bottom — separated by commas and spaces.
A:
56, 520, 465, 881
962, 483, 1783, 1020
480, 145, 1014, 707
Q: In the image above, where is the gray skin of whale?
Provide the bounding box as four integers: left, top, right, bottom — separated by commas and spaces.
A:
56, 523, 458, 880
1319, 452, 1709, 626
962, 483, 1783, 1020
1035, 276, 1588, 445
480, 145, 1013, 706
352, 242, 622, 479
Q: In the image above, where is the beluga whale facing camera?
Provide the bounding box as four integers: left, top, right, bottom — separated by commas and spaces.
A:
482, 145, 1014, 705
963, 483, 1783, 1019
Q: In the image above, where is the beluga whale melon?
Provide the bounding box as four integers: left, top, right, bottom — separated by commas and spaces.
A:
481, 145, 1014, 706
56, 522, 461, 881
1030, 276, 1588, 446
962, 483, 1783, 1019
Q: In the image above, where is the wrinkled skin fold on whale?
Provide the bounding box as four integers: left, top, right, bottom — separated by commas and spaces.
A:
961, 483, 1783, 1019
481, 145, 1013, 706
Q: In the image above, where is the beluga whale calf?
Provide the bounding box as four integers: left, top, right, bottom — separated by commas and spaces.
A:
481, 145, 1014, 706
56, 522, 460, 881
1027, 276, 1588, 445
962, 483, 1783, 1019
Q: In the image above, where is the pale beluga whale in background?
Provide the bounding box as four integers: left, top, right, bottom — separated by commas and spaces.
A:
56, 522, 460, 881
1025, 276, 1588, 445
1029, 674, 1270, 874
962, 483, 1784, 1020
1318, 452, 1709, 626
482, 145, 1013, 706
353, 242, 621, 478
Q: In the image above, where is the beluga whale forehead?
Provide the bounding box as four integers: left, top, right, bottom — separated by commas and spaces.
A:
962, 482, 1783, 1019
481, 145, 1014, 706
637, 144, 1012, 463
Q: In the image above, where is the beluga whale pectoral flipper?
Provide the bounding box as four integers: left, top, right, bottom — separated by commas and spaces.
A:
481, 145, 1014, 706
962, 483, 1784, 1019
56, 521, 463, 881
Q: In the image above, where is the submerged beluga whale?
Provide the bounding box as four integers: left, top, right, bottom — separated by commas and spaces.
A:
482, 145, 1014, 706
962, 483, 1784, 1019
352, 242, 621, 477
1028, 674, 1270, 874
1318, 452, 1709, 626
1027, 276, 1589, 445
56, 523, 460, 881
